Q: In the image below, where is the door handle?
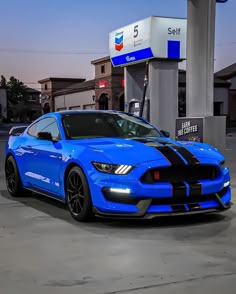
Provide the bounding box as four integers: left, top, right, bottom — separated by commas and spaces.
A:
26, 145, 32, 149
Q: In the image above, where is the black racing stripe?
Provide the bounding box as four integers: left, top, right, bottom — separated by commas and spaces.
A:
173, 146, 200, 165
155, 146, 185, 166
189, 181, 202, 196
172, 182, 187, 198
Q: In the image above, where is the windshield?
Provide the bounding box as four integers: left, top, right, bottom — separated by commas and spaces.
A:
62, 112, 162, 139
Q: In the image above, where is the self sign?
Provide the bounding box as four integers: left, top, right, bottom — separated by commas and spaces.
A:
168, 28, 181, 35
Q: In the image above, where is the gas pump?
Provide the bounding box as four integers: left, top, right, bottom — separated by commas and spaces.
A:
128, 99, 150, 121
139, 61, 149, 118
128, 62, 150, 121
128, 99, 141, 116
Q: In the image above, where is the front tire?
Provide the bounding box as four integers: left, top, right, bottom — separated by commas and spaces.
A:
5, 156, 26, 197
66, 166, 93, 222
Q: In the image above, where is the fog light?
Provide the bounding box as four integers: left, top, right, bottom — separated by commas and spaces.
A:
223, 181, 230, 188
109, 188, 131, 194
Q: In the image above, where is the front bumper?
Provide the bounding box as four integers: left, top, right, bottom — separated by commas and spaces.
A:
93, 187, 232, 219
89, 162, 231, 218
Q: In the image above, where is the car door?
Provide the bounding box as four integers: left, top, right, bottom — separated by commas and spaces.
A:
23, 117, 63, 197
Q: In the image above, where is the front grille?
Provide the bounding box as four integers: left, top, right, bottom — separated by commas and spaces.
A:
151, 194, 216, 205
141, 165, 219, 184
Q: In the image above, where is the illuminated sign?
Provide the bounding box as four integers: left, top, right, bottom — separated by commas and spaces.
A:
98, 80, 107, 88
176, 118, 203, 142
109, 16, 187, 67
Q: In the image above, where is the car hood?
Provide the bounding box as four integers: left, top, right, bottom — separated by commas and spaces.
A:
73, 137, 224, 166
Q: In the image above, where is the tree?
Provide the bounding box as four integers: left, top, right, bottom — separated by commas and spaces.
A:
7, 76, 27, 104
0, 75, 7, 88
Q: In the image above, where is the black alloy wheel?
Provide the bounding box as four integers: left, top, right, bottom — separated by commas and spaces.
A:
5, 156, 26, 197
66, 166, 93, 222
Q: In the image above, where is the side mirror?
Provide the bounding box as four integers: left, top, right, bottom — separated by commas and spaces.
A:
160, 130, 170, 137
37, 132, 53, 141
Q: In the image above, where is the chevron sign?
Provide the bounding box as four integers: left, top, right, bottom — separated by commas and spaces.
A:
115, 32, 124, 51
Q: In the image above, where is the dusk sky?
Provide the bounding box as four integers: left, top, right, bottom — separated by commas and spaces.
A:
0, 0, 235, 89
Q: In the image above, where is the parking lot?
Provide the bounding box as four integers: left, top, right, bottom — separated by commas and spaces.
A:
0, 133, 236, 294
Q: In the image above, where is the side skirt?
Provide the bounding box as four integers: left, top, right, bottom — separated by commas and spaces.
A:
25, 187, 66, 204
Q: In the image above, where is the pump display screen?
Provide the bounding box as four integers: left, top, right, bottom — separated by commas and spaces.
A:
128, 99, 150, 121
129, 101, 141, 116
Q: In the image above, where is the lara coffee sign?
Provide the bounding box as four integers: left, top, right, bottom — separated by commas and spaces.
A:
176, 118, 203, 142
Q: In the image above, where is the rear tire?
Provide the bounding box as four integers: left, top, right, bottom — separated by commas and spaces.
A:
5, 156, 30, 197
66, 166, 93, 222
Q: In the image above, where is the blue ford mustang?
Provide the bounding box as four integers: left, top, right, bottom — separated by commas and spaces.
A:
5, 110, 231, 221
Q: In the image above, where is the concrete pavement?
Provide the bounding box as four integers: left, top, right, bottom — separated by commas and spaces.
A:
0, 137, 235, 294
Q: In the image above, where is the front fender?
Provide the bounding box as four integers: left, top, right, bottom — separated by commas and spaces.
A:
58, 144, 112, 197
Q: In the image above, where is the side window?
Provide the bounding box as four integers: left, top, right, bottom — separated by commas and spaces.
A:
28, 123, 38, 136
28, 118, 60, 140
42, 121, 60, 140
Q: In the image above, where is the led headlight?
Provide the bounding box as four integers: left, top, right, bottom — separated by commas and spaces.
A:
92, 162, 133, 175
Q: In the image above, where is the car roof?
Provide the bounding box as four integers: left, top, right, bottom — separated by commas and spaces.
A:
36, 110, 146, 124
58, 110, 123, 116
36, 110, 125, 121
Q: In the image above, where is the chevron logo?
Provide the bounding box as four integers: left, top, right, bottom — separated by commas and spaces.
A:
115, 32, 124, 51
